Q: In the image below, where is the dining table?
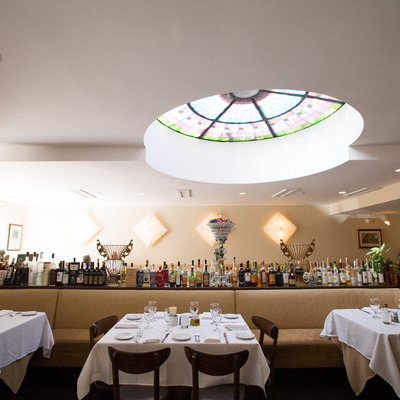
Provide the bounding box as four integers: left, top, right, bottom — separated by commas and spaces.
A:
320, 308, 400, 397
77, 312, 270, 399
0, 310, 55, 393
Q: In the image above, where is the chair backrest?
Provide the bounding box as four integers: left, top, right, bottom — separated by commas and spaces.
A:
184, 346, 249, 400
108, 346, 171, 400
89, 315, 118, 348
252, 315, 279, 369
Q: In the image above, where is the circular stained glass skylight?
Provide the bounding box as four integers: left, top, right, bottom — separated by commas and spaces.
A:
157, 89, 345, 142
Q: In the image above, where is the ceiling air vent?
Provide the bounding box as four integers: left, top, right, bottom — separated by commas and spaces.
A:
72, 189, 98, 199
342, 187, 373, 198
271, 188, 303, 198
175, 189, 192, 199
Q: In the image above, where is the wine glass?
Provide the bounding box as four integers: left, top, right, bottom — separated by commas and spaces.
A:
143, 305, 153, 329
164, 308, 172, 332
210, 302, 219, 324
148, 300, 157, 321
211, 307, 222, 331
370, 297, 380, 318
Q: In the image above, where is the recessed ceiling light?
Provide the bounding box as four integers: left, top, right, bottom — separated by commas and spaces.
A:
338, 191, 347, 195
396, 169, 400, 172
137, 192, 145, 196
238, 192, 246, 195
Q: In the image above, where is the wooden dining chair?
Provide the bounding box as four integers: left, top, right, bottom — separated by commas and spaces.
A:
184, 346, 249, 400
108, 346, 171, 400
89, 314, 118, 348
252, 315, 279, 400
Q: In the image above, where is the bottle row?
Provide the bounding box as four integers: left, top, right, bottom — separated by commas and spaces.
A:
1, 253, 399, 288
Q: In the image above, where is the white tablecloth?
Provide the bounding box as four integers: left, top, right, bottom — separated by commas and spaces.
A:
77, 313, 269, 399
320, 308, 400, 397
0, 310, 54, 392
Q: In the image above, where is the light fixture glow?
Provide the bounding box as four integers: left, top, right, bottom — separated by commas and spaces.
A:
195, 212, 217, 246
384, 220, 391, 226
239, 192, 246, 195
133, 213, 168, 247
69, 213, 101, 244
263, 212, 297, 245
338, 191, 347, 195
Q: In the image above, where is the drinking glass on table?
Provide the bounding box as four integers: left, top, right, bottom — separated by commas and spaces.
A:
370, 297, 380, 318
143, 305, 153, 329
211, 307, 222, 331
210, 302, 219, 323
164, 308, 172, 332
148, 300, 157, 321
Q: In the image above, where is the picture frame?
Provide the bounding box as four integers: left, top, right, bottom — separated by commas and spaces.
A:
357, 229, 382, 249
7, 224, 23, 251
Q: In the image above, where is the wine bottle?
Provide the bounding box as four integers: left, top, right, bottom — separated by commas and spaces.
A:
238, 263, 245, 287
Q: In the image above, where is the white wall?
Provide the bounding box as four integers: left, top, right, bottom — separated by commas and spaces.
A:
17, 204, 400, 266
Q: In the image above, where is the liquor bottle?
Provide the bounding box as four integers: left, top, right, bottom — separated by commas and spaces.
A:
76, 261, 84, 286
288, 266, 296, 287
69, 258, 80, 286
268, 264, 276, 286
315, 262, 322, 286
175, 261, 181, 287
62, 262, 69, 286
42, 258, 51, 287
137, 265, 144, 287
143, 261, 150, 287
282, 264, 289, 287
261, 261, 267, 287
203, 264, 209, 287
209, 260, 216, 282
332, 262, 339, 287
356, 260, 363, 286
169, 263, 176, 287
49, 253, 58, 286
27, 252, 36, 286
181, 263, 188, 287
302, 262, 310, 285
120, 263, 127, 287
196, 259, 202, 287
189, 267, 196, 288
93, 262, 100, 286
244, 261, 251, 287
162, 262, 170, 287
377, 261, 385, 285
56, 261, 64, 286
326, 262, 332, 286
308, 261, 316, 287
366, 260, 373, 286
150, 264, 157, 287
339, 259, 347, 286
321, 262, 328, 286
226, 266, 233, 285
4, 258, 15, 285
275, 265, 283, 286
345, 258, 352, 287
88, 263, 94, 286
156, 265, 163, 287
250, 262, 258, 287
238, 263, 245, 287
83, 262, 89, 286
232, 257, 238, 286
101, 261, 107, 286
361, 260, 368, 286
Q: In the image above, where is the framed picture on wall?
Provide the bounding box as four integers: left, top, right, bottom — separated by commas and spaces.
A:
7, 224, 23, 251
357, 229, 382, 249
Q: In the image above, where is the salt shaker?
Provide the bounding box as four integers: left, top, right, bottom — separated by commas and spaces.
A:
382, 304, 392, 324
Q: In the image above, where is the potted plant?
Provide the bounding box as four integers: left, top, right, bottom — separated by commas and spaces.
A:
365, 243, 398, 286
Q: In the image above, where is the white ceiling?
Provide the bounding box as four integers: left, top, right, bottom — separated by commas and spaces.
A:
0, 0, 399, 213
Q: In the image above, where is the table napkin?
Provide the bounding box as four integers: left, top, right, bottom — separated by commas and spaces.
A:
115, 323, 140, 329
142, 333, 162, 343
224, 324, 248, 331
204, 332, 221, 343
201, 312, 213, 320
0, 309, 13, 317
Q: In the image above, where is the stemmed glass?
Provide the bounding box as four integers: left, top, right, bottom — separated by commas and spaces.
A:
164, 308, 172, 332
148, 300, 157, 321
210, 302, 219, 324
211, 307, 222, 331
370, 297, 380, 318
143, 305, 153, 329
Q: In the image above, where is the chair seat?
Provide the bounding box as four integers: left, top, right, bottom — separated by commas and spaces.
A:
194, 384, 246, 400
120, 384, 171, 400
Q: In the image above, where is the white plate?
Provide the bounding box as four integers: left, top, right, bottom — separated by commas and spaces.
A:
172, 332, 192, 341
115, 332, 134, 340
224, 314, 239, 319
21, 311, 37, 316
235, 331, 255, 340
126, 314, 142, 321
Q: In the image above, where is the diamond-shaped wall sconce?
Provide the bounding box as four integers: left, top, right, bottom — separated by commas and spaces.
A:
195, 212, 217, 246
69, 212, 101, 244
133, 213, 168, 247
264, 212, 297, 245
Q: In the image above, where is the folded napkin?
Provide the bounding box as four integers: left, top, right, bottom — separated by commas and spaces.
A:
204, 332, 221, 343
201, 312, 213, 320
224, 324, 248, 331
0, 310, 13, 317
115, 323, 140, 329
142, 333, 162, 344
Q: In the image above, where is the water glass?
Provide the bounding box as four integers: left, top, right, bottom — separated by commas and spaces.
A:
210, 302, 219, 324
148, 300, 157, 320
164, 308, 172, 332
143, 305, 153, 329
370, 297, 380, 318
180, 313, 190, 329
212, 307, 222, 331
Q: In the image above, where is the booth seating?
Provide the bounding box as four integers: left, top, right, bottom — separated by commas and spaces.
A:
0, 287, 399, 369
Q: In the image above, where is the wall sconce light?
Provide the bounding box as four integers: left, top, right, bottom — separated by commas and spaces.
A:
263, 212, 297, 245
133, 213, 168, 247
195, 212, 217, 246
69, 212, 101, 244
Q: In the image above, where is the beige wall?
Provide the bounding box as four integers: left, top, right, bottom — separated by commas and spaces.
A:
9, 204, 399, 266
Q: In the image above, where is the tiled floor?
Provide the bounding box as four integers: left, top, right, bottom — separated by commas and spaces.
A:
0, 366, 398, 399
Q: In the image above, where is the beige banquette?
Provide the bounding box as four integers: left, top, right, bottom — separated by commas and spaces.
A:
0, 287, 399, 368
